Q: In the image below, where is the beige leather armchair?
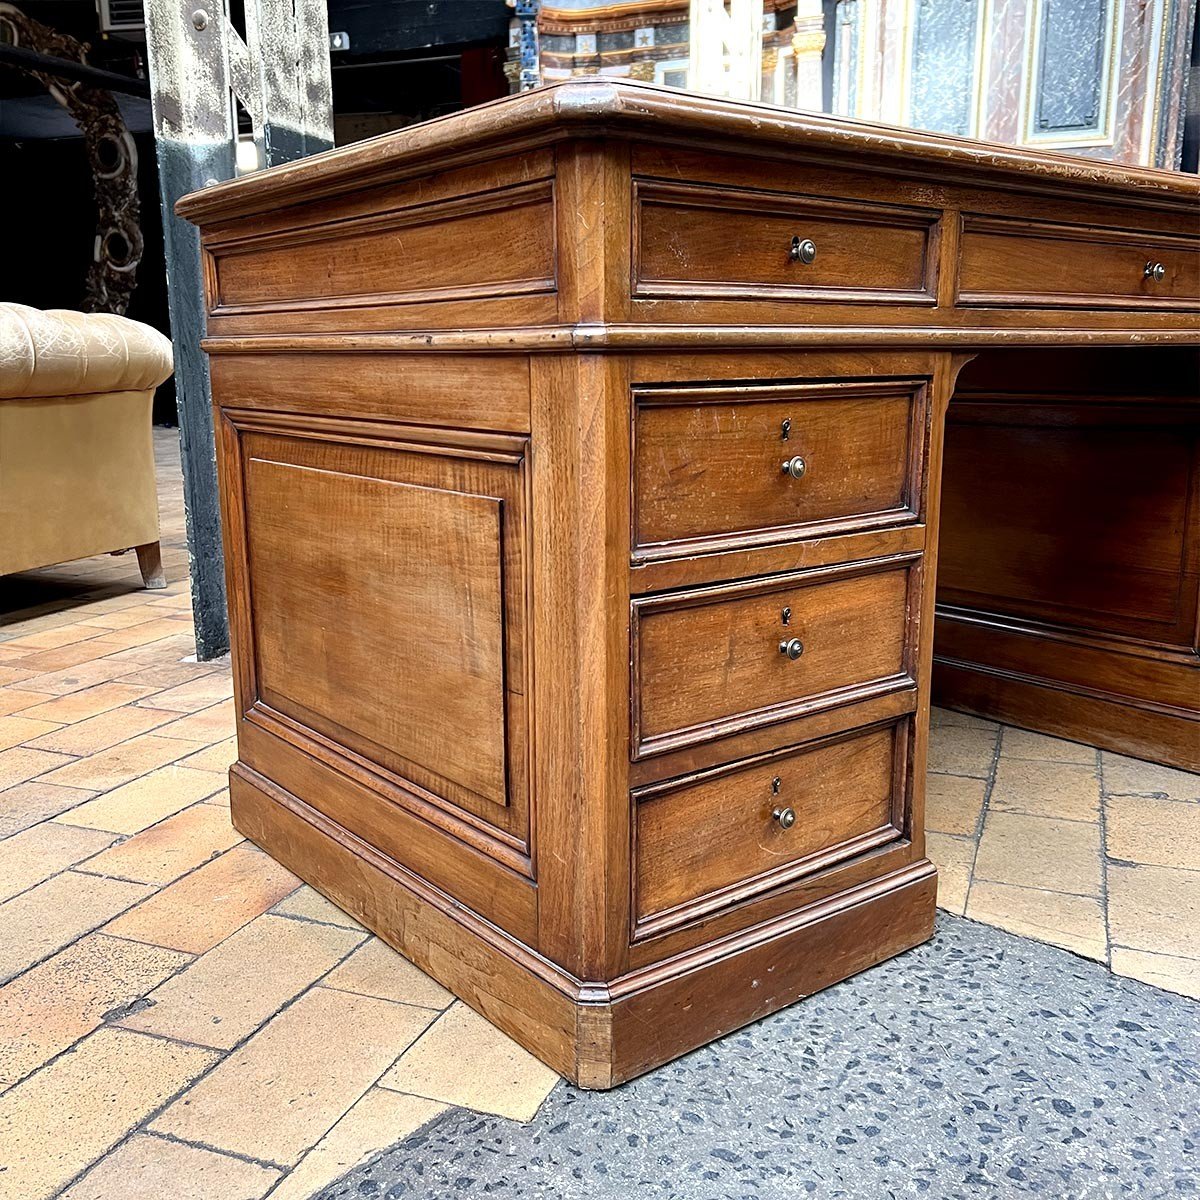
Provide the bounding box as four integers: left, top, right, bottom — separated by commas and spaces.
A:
0, 302, 174, 587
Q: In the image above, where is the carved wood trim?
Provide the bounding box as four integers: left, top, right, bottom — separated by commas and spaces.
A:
201, 325, 1200, 355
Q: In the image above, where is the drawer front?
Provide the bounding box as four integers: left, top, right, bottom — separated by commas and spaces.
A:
957, 214, 1200, 309
634, 721, 906, 938
633, 380, 925, 560
208, 178, 556, 317
634, 180, 939, 304
632, 558, 916, 758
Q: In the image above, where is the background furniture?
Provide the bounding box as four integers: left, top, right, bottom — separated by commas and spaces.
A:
179, 80, 1198, 1088
935, 348, 1199, 771
0, 301, 173, 586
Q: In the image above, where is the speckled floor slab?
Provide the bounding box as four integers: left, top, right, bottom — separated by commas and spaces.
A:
321, 915, 1199, 1200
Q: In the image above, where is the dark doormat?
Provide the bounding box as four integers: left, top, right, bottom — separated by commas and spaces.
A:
320, 914, 1198, 1199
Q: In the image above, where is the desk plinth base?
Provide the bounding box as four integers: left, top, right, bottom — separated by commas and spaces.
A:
230, 765, 937, 1089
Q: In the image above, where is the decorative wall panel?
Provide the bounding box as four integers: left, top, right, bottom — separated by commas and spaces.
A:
909, 0, 985, 136
1027, 0, 1120, 142
832, 0, 863, 115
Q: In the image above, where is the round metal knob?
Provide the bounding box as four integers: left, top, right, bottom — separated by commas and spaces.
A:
779, 637, 804, 660
781, 455, 807, 480
773, 806, 797, 830
1145, 261, 1166, 283
790, 236, 817, 264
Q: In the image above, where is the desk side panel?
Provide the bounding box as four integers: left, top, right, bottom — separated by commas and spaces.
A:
211, 351, 541, 945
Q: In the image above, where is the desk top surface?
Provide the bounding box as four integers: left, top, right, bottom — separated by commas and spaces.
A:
179, 79, 1199, 228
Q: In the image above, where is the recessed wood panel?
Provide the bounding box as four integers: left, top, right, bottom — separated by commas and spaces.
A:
935, 358, 1200, 769
633, 380, 923, 559
210, 353, 531, 434
632, 558, 916, 758
938, 399, 1199, 645
634, 180, 938, 304
211, 181, 556, 315
634, 722, 905, 937
957, 214, 1200, 309
239, 428, 530, 845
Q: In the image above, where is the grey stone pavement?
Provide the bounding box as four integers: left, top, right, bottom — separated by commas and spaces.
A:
319, 915, 1198, 1200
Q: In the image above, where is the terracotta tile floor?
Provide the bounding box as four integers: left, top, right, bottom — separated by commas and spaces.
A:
0, 430, 1196, 1198
926, 707, 1200, 1000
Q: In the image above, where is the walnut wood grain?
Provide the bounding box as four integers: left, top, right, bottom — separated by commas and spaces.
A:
634, 721, 905, 937
182, 81, 1197, 1088
632, 556, 917, 758
633, 379, 924, 560
957, 214, 1200, 309
633, 180, 939, 305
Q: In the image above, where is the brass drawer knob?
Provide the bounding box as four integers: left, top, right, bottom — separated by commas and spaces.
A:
790, 236, 817, 264
1145, 261, 1166, 282
779, 637, 804, 660
781, 455, 807, 479
773, 806, 797, 830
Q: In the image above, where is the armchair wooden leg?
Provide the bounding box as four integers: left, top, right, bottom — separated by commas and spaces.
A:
134, 541, 167, 589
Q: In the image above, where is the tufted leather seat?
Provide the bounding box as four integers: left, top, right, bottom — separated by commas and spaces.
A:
0, 303, 173, 399
0, 303, 174, 585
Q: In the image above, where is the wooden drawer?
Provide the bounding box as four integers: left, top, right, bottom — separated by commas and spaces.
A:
631, 557, 916, 758
207, 177, 556, 318
633, 379, 925, 560
634, 180, 939, 305
633, 720, 907, 939
957, 214, 1200, 309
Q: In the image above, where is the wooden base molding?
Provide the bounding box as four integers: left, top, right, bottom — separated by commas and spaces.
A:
231, 765, 935, 1088
932, 658, 1198, 772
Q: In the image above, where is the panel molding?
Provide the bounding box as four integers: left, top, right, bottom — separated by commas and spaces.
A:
1021, 0, 1124, 147
223, 408, 534, 868
207, 178, 557, 317
631, 178, 941, 306
630, 377, 930, 564
905, 0, 989, 138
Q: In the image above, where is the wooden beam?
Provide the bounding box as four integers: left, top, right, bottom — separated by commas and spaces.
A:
143, 0, 332, 659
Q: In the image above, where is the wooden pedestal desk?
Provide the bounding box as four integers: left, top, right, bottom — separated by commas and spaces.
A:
178, 81, 1199, 1088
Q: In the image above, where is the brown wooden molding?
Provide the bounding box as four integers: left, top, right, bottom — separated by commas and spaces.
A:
202, 325, 1200, 355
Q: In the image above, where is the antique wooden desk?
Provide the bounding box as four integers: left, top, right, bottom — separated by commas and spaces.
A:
179, 81, 1199, 1088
